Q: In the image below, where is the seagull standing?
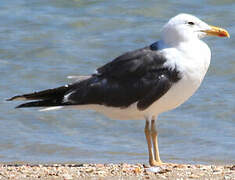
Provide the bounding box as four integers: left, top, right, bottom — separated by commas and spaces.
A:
7, 14, 229, 166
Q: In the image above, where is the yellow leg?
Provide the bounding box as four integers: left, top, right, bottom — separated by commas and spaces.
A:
145, 119, 162, 166
144, 119, 155, 166
151, 119, 162, 165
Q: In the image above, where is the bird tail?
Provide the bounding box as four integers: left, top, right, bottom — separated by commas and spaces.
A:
6, 85, 72, 108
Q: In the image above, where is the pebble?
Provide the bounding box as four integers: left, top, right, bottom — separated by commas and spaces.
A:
63, 173, 73, 179
230, 165, 235, 171
145, 167, 161, 173
0, 163, 234, 179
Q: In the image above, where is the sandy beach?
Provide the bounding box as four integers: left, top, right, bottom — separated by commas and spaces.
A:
0, 163, 234, 179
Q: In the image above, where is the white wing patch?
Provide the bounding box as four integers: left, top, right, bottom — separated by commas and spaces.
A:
67, 75, 90, 81
63, 91, 75, 103
39, 106, 63, 112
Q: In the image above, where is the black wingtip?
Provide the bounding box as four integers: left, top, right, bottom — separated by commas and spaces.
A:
13, 99, 65, 108
6, 97, 12, 101
15, 104, 26, 108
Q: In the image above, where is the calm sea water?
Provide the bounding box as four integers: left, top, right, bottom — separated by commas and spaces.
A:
0, 0, 234, 165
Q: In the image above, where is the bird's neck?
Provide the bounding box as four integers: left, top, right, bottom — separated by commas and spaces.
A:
161, 37, 205, 51
161, 30, 199, 47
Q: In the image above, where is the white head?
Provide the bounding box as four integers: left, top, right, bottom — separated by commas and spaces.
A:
161, 13, 229, 46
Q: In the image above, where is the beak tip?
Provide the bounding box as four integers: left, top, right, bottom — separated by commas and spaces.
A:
207, 25, 230, 38
223, 33, 230, 38
221, 30, 230, 38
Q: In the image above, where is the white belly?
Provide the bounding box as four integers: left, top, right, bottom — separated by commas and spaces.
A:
145, 69, 204, 116
74, 68, 207, 120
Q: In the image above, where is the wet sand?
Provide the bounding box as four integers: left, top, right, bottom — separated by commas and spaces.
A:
0, 163, 235, 179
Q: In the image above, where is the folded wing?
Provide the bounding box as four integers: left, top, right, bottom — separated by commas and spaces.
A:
8, 42, 181, 111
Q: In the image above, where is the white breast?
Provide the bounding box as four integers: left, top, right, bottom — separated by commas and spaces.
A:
145, 40, 211, 116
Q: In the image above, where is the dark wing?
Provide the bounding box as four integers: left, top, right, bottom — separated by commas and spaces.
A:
8, 42, 181, 110
137, 74, 173, 110
97, 45, 165, 79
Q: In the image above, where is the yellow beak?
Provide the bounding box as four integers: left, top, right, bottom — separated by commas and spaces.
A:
202, 25, 230, 38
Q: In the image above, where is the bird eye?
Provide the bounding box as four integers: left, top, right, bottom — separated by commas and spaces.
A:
188, 21, 195, 25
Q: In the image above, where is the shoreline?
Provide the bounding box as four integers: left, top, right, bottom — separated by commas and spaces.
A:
0, 163, 235, 179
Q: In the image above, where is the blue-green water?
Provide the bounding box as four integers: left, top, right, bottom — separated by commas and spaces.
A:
0, 0, 234, 164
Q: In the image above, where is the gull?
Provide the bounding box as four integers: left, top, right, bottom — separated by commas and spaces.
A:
7, 14, 229, 166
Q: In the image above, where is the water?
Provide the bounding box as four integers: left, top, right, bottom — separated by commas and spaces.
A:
0, 0, 234, 165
